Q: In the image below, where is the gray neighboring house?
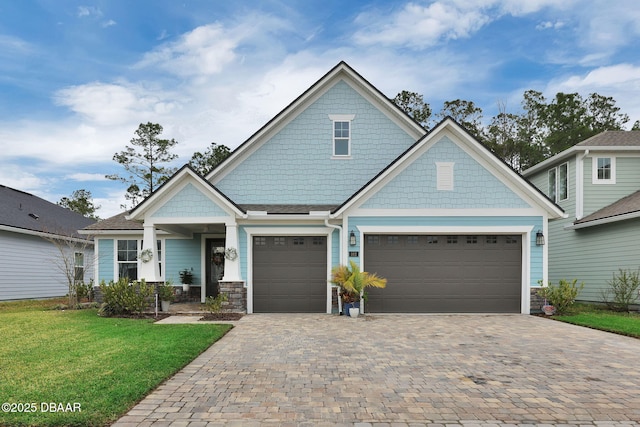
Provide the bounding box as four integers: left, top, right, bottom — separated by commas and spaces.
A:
523, 131, 640, 302
0, 185, 96, 300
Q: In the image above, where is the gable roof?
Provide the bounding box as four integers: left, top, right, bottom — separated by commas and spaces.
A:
523, 130, 640, 176
0, 185, 95, 239
570, 190, 640, 229
126, 164, 246, 221
207, 61, 427, 184
331, 117, 565, 218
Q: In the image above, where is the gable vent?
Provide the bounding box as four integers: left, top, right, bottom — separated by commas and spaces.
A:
436, 162, 455, 191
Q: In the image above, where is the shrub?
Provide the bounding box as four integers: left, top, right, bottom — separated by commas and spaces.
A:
98, 278, 154, 316
76, 280, 95, 302
205, 293, 228, 314
157, 282, 175, 302
538, 278, 584, 315
601, 268, 640, 312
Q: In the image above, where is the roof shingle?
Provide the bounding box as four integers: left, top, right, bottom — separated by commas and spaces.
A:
0, 185, 95, 238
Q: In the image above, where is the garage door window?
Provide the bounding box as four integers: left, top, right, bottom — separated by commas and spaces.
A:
447, 236, 458, 244
486, 235, 497, 244
427, 236, 438, 244
506, 236, 519, 244
387, 235, 399, 244
367, 235, 380, 245
466, 236, 478, 244
407, 236, 419, 244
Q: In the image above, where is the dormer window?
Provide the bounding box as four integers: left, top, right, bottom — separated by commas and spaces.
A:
593, 157, 616, 184
329, 114, 355, 158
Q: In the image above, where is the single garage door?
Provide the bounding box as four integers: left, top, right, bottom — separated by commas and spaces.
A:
364, 234, 522, 313
253, 236, 327, 313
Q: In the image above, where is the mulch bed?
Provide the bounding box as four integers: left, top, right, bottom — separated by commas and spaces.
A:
200, 312, 244, 321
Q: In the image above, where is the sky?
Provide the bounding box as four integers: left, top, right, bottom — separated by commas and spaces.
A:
1, 0, 640, 219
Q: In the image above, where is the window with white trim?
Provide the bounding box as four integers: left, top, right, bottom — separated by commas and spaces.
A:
547, 162, 568, 202
117, 239, 163, 280
548, 168, 556, 201
329, 114, 355, 157
117, 240, 139, 280
593, 157, 616, 184
558, 162, 568, 200
74, 252, 84, 283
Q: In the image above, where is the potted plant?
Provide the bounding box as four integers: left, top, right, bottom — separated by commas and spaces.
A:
331, 260, 387, 317
157, 282, 175, 312
179, 269, 194, 292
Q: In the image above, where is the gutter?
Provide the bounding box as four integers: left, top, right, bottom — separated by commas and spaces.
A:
565, 210, 640, 230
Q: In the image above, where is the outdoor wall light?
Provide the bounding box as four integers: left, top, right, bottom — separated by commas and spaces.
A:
536, 230, 545, 246
349, 230, 356, 246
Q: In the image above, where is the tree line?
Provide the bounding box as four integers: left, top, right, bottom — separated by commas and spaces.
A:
393, 89, 638, 172
60, 88, 637, 219
58, 122, 231, 219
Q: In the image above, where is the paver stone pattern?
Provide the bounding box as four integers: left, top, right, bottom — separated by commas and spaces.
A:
113, 314, 640, 426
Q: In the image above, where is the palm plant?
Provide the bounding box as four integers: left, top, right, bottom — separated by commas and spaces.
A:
331, 260, 387, 303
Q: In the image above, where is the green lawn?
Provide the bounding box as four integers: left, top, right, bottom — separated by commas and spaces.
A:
553, 304, 640, 338
0, 298, 232, 427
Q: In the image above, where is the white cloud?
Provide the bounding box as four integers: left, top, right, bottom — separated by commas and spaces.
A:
102, 19, 117, 28
66, 173, 108, 182
77, 6, 102, 18
353, 2, 493, 48
0, 166, 47, 193
135, 23, 239, 78
54, 82, 180, 126
546, 64, 640, 125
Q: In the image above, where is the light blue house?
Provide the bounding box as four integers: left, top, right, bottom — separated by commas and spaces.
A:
84, 62, 563, 314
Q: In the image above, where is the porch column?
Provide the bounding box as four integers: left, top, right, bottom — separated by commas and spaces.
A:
139, 223, 160, 282
222, 222, 241, 281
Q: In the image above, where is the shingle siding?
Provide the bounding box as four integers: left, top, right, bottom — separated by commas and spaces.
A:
215, 80, 416, 204
152, 183, 229, 218
362, 136, 530, 209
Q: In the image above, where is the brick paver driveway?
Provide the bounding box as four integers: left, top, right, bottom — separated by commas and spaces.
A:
114, 314, 640, 426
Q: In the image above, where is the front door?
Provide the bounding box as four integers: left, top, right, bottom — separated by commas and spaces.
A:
205, 239, 225, 298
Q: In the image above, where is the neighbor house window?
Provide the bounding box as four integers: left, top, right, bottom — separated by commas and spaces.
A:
547, 162, 568, 202
74, 252, 84, 283
558, 163, 568, 201
156, 240, 163, 277
593, 157, 616, 184
548, 168, 556, 202
329, 114, 355, 157
117, 240, 139, 280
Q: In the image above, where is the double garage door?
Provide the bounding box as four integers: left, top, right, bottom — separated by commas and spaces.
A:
365, 234, 522, 313
252, 234, 522, 313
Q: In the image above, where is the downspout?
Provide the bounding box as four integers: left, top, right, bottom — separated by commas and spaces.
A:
324, 218, 343, 314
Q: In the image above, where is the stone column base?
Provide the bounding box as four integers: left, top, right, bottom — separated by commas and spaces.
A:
218, 281, 246, 313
